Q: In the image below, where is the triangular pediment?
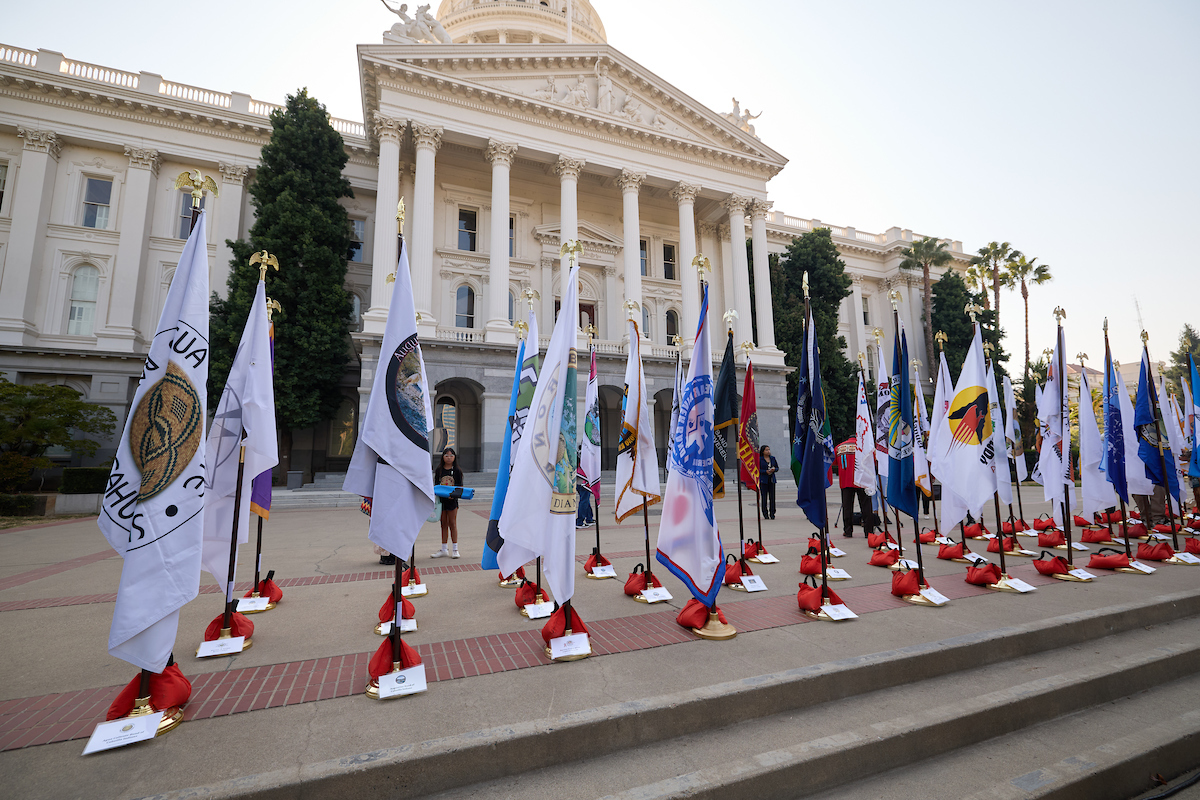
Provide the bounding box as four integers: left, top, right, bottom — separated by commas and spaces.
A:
532, 220, 623, 256
359, 42, 787, 177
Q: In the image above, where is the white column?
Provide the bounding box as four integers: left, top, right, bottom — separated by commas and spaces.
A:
618, 168, 646, 339
410, 122, 442, 337
539, 257, 555, 333
485, 140, 518, 343
749, 200, 777, 351
603, 265, 619, 340
849, 274, 868, 365
555, 155, 585, 288
719, 224, 735, 343
670, 182, 701, 350
98, 146, 159, 352
724, 195, 754, 347
214, 162, 248, 301
699, 221, 721, 338
904, 275, 927, 381
0, 128, 59, 346
364, 113, 404, 335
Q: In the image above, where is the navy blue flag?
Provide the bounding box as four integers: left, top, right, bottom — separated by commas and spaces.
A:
1101, 351, 1128, 503
886, 327, 918, 520
1191, 355, 1200, 479
795, 304, 834, 528
1135, 350, 1180, 498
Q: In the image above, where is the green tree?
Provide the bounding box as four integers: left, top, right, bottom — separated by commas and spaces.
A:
969, 241, 1021, 324
929, 270, 1009, 382
898, 236, 954, 375
772, 228, 856, 440
999, 255, 1052, 382
1164, 323, 1200, 384
210, 89, 355, 472
0, 379, 116, 492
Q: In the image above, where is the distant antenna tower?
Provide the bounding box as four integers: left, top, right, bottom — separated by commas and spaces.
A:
1134, 296, 1145, 334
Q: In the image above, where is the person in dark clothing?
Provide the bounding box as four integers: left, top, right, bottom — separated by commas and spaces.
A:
836, 436, 874, 537
431, 447, 463, 558
759, 445, 779, 519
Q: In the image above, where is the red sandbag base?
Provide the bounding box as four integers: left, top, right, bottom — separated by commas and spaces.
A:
107, 664, 192, 721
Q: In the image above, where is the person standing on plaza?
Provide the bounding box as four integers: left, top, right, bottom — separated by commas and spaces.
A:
576, 444, 595, 528
431, 447, 464, 558
837, 435, 873, 537
759, 445, 779, 519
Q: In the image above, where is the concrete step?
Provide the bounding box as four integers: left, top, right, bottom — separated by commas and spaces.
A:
149, 589, 1200, 800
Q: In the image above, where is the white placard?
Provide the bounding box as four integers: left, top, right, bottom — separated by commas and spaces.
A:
590, 565, 617, 578
965, 553, 988, 564
1110, 538, 1128, 546
740, 575, 767, 592
1130, 561, 1157, 574
523, 601, 554, 619
236, 596, 269, 613
826, 567, 852, 580
1068, 568, 1096, 580
379, 618, 417, 635
896, 559, 918, 570
886, 542, 900, 551
982, 532, 996, 540
400, 583, 427, 597
1150, 533, 1171, 541
1172, 552, 1200, 564
756, 553, 781, 563
828, 548, 846, 558
822, 603, 858, 620
1003, 577, 1036, 593
918, 587, 949, 605
640, 586, 673, 603
82, 712, 164, 755
197, 636, 246, 658
935, 536, 954, 545
1070, 542, 1090, 551
549, 632, 591, 659
377, 664, 427, 699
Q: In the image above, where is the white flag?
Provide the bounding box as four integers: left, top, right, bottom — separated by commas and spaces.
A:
1162, 384, 1190, 509
913, 359, 932, 496
986, 362, 1012, 505
934, 328, 995, 529
1036, 327, 1075, 527
1003, 375, 1028, 482
343, 243, 436, 558
579, 347, 601, 498
201, 281, 278, 589
874, 342, 890, 480
497, 262, 582, 604
1114, 365, 1153, 496
614, 319, 661, 521
1078, 367, 1116, 516
98, 211, 210, 672
853, 371, 877, 495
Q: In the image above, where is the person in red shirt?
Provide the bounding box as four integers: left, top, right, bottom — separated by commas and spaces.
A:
836, 437, 874, 537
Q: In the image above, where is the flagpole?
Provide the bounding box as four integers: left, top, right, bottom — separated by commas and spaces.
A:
982, 341, 1009, 579
1141, 332, 1181, 549
740, 343, 764, 549
733, 336, 746, 572
800, 279, 833, 600
1054, 308, 1076, 566
889, 289, 923, 586
246, 261, 279, 609
586, 331, 603, 560
1104, 321, 1134, 560
220, 442, 248, 633
871, 328, 891, 539
931, 332, 949, 538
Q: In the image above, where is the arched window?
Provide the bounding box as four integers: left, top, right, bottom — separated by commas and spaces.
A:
508, 290, 516, 324
641, 305, 651, 339
456, 285, 475, 328
67, 265, 99, 335
665, 310, 679, 343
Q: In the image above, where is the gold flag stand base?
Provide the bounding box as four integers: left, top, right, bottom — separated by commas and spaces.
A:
365, 662, 411, 700
901, 591, 940, 607
519, 593, 546, 618
1053, 544, 1070, 550
585, 571, 614, 580
240, 591, 276, 614
725, 582, 748, 593
747, 556, 764, 564
1052, 572, 1092, 582
544, 628, 592, 661
123, 695, 184, 736
405, 580, 428, 598
498, 576, 522, 588
802, 602, 854, 622
1163, 556, 1199, 567
826, 572, 850, 581
1114, 566, 1146, 573
196, 626, 252, 656
987, 575, 1030, 593
950, 556, 975, 564
692, 611, 737, 640
1007, 549, 1037, 557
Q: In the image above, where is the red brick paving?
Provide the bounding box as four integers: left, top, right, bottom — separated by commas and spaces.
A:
0, 559, 1082, 752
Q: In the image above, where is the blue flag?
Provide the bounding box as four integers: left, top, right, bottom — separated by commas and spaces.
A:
1135, 350, 1180, 498
795, 304, 834, 528
886, 327, 918, 520
1102, 352, 1128, 503
1190, 355, 1200, 479
481, 335, 526, 570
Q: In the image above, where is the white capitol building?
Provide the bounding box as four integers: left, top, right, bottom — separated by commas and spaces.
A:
0, 0, 970, 479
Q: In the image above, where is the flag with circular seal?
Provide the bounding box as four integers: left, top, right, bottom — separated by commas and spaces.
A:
99, 211, 210, 673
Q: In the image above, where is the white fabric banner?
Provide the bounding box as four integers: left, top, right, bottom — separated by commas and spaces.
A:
1003, 374, 1028, 482
986, 362, 1012, 506
1037, 328, 1076, 527
853, 371, 877, 495
614, 319, 661, 520
933, 328, 995, 528
1078, 368, 1116, 516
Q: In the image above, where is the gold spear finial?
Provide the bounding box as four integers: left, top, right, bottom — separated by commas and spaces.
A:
872, 326, 884, 347
983, 341, 994, 356
965, 303, 983, 324
559, 238, 583, 264
265, 297, 281, 323
740, 340, 754, 360
1043, 348, 1054, 361
415, 311, 422, 324
692, 254, 711, 285
1053, 306, 1066, 324
1103, 317, 1109, 333
585, 323, 596, 347
248, 250, 279, 283
911, 357, 922, 370
386, 270, 396, 284
934, 330, 948, 350
1077, 352, 1088, 364
624, 299, 640, 322
173, 169, 218, 208
857, 351, 867, 369
523, 287, 540, 311
397, 198, 405, 225
802, 272, 809, 299
1140, 329, 1149, 345
671, 333, 682, 347
723, 309, 738, 332
888, 288, 902, 310
514, 319, 528, 340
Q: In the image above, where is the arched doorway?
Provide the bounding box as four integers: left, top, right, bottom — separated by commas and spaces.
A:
598, 384, 624, 471
653, 388, 675, 471
433, 378, 483, 472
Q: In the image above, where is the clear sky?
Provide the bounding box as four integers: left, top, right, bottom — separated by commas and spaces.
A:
5, 0, 1196, 372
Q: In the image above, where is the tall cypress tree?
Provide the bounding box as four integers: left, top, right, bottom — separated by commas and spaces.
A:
929, 269, 1008, 382
772, 228, 856, 441
210, 88, 354, 472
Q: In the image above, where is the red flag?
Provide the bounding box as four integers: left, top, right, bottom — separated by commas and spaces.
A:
738, 361, 760, 491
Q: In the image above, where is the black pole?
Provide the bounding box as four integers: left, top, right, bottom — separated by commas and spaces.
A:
1143, 343, 1180, 549
1104, 330, 1134, 562
1055, 323, 1075, 566
252, 516, 263, 593
642, 502, 653, 582
1119, 497, 1133, 559
392, 555, 402, 665
1013, 466, 1026, 522
222, 443, 248, 631
594, 496, 602, 556
735, 462, 746, 572
536, 556, 542, 601
993, 492, 1008, 576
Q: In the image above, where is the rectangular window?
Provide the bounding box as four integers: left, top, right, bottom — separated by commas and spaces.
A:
67, 266, 100, 336
82, 178, 113, 229
663, 243, 677, 281
177, 190, 206, 238
349, 219, 365, 262
640, 239, 648, 276
458, 208, 477, 252
862, 295, 870, 325
509, 215, 515, 258
0, 163, 7, 209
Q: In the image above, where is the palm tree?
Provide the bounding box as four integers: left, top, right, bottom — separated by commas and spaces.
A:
1000, 255, 1052, 381
899, 236, 953, 366
969, 241, 1021, 325
964, 263, 988, 302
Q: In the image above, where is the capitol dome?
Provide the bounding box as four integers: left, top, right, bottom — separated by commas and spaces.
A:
435, 0, 607, 45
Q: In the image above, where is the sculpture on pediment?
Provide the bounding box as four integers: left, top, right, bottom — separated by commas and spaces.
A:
381, 0, 452, 43
561, 75, 591, 108
595, 63, 614, 113
416, 5, 453, 43
531, 75, 558, 102
722, 97, 762, 138
618, 94, 648, 125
